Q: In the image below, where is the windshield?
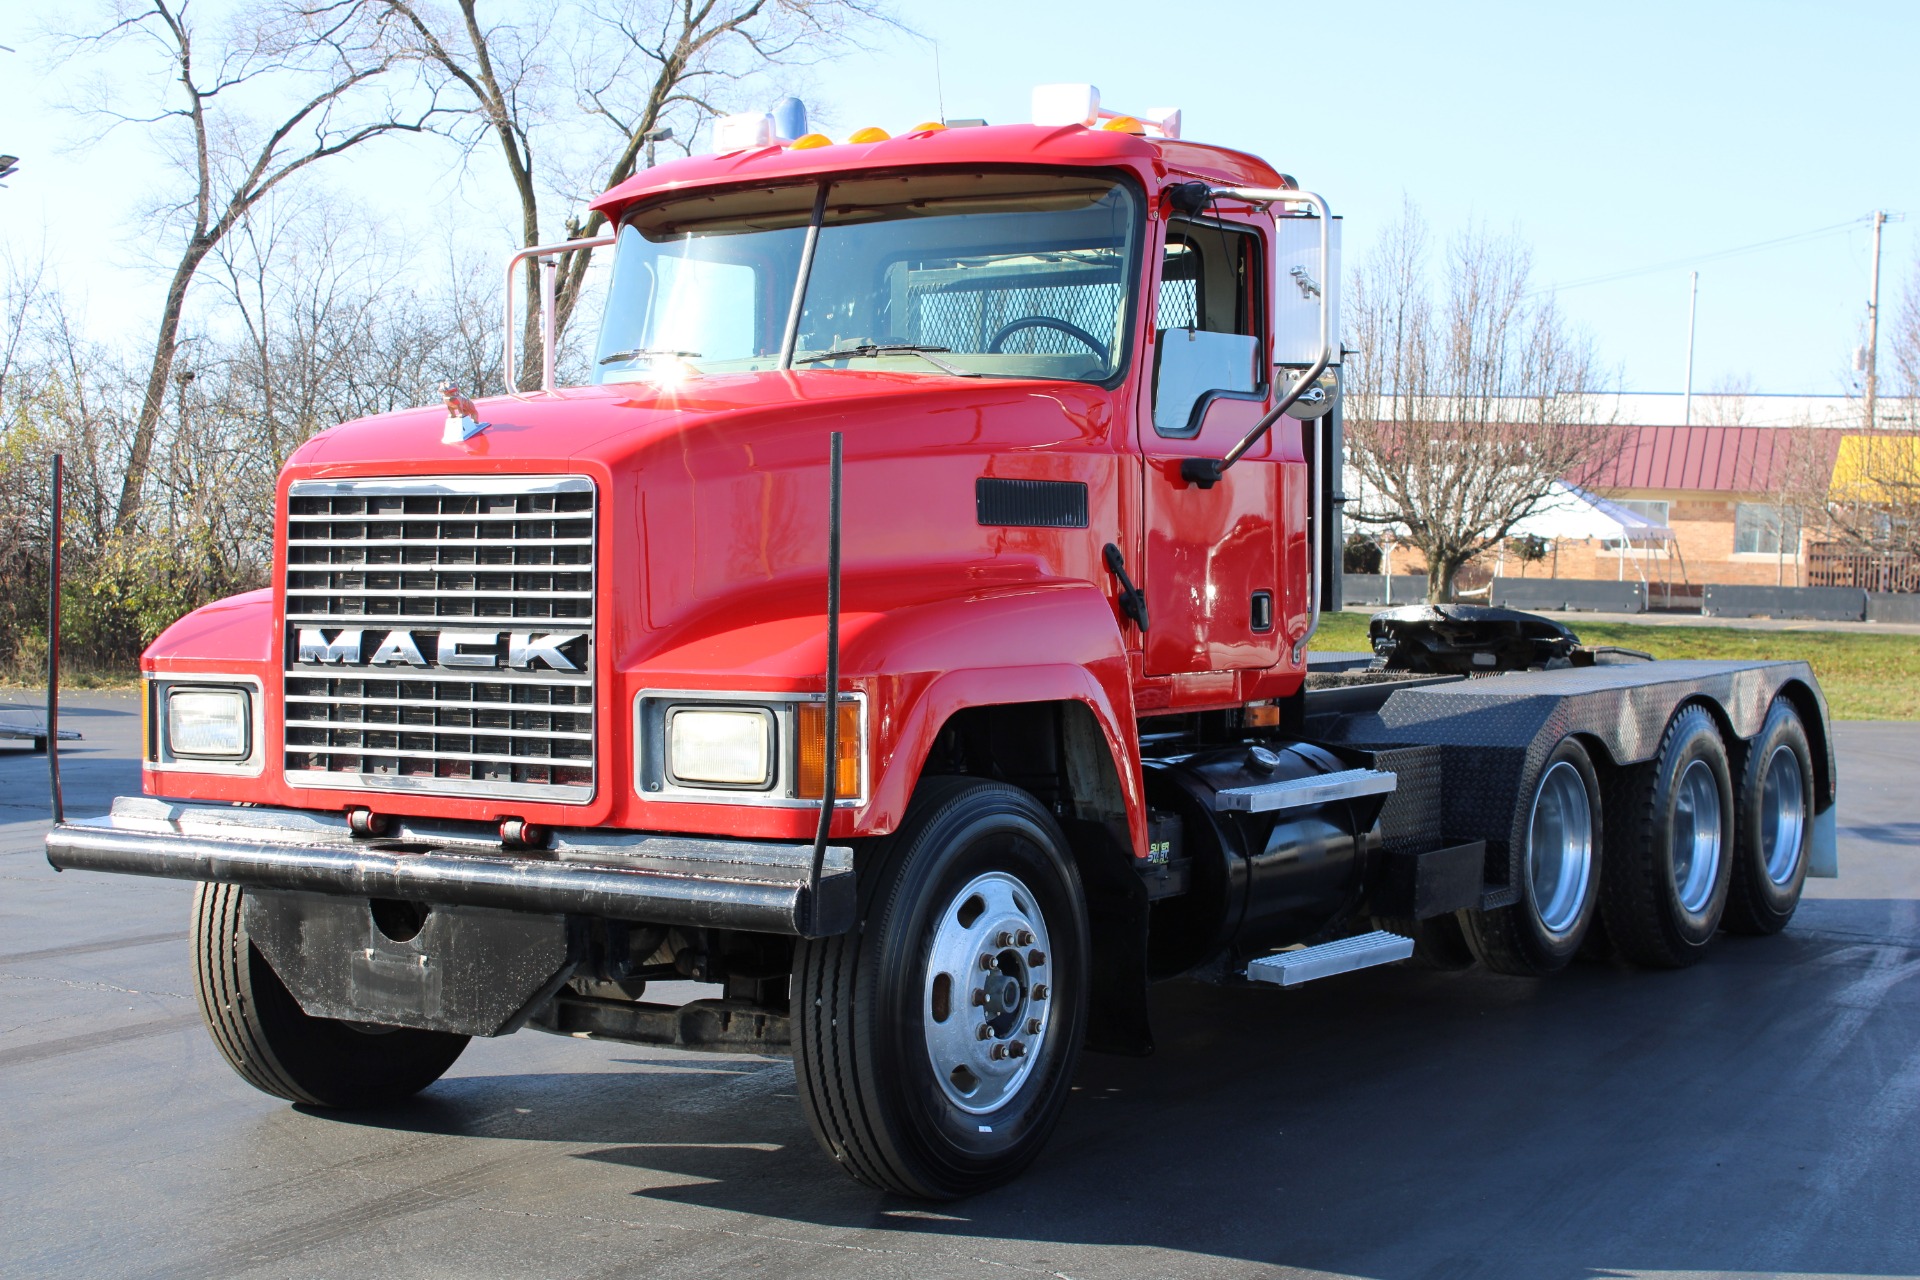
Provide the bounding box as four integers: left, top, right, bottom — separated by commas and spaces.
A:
594, 172, 1142, 384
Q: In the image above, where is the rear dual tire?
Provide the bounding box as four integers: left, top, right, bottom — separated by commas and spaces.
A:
1600, 705, 1737, 968
1723, 698, 1815, 936
1463, 737, 1605, 976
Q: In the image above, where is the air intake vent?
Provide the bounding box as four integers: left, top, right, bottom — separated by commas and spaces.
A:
280, 475, 597, 804
975, 477, 1089, 529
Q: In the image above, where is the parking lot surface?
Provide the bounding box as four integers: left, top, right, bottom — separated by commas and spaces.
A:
2, 691, 1916, 1279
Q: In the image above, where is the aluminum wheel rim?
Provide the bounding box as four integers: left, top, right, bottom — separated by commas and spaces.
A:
923, 870, 1053, 1115
1527, 760, 1594, 936
1671, 758, 1723, 913
1761, 745, 1807, 886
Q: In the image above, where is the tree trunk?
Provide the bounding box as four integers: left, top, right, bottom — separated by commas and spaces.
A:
116, 239, 211, 533
1426, 556, 1461, 604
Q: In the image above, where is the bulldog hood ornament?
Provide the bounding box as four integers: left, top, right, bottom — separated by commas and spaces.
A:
441, 383, 489, 444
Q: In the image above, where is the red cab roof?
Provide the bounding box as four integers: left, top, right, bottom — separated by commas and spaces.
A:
589, 123, 1286, 222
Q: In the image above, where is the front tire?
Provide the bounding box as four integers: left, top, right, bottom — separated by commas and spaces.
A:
191, 883, 468, 1107
792, 778, 1090, 1199
1723, 698, 1814, 935
1462, 737, 1604, 976
1601, 705, 1735, 968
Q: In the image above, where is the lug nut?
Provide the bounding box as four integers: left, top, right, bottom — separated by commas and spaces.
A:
971, 988, 988, 1007
979, 953, 997, 970
1028, 949, 1046, 968
1016, 930, 1035, 947
995, 930, 1014, 947
989, 1043, 1007, 1060
1008, 1040, 1027, 1058
1026, 1017, 1042, 1035
976, 1024, 993, 1041
1031, 983, 1048, 1001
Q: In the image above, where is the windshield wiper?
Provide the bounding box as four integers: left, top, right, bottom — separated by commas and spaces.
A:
599, 348, 702, 366
792, 343, 980, 377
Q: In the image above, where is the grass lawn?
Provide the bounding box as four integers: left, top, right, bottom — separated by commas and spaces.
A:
1314, 609, 1920, 721
10, 615, 1915, 721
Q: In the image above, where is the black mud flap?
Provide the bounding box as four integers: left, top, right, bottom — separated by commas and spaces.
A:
244, 890, 581, 1037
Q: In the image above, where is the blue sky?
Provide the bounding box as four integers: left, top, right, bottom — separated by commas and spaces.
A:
4, 0, 1915, 396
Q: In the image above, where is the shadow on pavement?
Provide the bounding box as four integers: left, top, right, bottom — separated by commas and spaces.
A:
322, 912, 1920, 1279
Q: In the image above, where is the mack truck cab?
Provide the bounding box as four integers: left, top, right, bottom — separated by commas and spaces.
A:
48, 86, 1838, 1200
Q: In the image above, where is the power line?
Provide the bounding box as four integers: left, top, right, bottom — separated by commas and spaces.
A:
1532, 215, 1881, 296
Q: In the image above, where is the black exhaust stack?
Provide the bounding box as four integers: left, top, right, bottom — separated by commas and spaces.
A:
47, 452, 64, 825
807, 432, 844, 919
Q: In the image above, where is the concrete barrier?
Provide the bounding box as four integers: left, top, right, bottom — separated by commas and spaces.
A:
1866, 592, 1920, 623
1343, 574, 1428, 607
1702, 585, 1867, 621
1492, 578, 1647, 613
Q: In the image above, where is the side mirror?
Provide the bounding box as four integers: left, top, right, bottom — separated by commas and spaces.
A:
1153, 329, 1258, 435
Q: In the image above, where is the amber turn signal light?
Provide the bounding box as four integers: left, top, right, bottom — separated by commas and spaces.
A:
796, 700, 861, 800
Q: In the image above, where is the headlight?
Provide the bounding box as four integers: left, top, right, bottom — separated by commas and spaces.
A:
166, 687, 251, 759
666, 707, 774, 788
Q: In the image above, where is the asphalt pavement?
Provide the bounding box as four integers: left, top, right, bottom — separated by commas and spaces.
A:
2, 691, 1917, 1279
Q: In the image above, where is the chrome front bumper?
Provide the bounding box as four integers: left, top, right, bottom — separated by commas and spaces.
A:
46, 798, 854, 937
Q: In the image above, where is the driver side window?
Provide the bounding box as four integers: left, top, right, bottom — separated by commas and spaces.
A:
1153, 221, 1263, 437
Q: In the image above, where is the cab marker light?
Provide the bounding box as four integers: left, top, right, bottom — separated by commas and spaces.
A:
847, 126, 891, 144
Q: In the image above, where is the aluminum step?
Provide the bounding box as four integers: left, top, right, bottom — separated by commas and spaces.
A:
1213, 767, 1397, 813
1245, 930, 1415, 987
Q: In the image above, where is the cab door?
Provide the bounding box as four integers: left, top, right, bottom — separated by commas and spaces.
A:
1138, 216, 1283, 676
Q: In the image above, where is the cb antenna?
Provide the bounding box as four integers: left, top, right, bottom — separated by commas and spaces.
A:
934, 42, 946, 124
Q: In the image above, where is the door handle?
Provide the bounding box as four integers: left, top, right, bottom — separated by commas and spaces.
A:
1102, 544, 1149, 632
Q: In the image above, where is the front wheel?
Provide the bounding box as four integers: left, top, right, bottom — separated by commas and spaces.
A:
191, 883, 468, 1108
792, 778, 1089, 1199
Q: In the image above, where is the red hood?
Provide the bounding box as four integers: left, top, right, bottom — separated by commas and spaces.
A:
289, 368, 1078, 474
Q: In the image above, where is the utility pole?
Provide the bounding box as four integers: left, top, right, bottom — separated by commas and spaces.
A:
1683, 270, 1698, 426
1866, 210, 1885, 430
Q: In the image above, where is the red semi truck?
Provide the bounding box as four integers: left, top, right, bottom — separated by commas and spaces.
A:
48, 87, 1836, 1200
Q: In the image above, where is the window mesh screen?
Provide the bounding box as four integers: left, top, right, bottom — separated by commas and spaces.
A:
909, 281, 1121, 353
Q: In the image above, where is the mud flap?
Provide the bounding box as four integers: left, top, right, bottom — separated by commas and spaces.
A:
1809, 803, 1838, 878
243, 890, 581, 1036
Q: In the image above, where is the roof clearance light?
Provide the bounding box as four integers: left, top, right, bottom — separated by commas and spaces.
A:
1141, 107, 1182, 140
790, 132, 832, 150
847, 126, 891, 143
712, 112, 775, 152
1032, 83, 1101, 127
909, 121, 946, 133
1030, 84, 1181, 139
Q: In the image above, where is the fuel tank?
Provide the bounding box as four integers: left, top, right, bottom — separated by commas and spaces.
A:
1143, 741, 1383, 977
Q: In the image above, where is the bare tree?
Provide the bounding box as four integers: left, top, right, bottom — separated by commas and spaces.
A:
1781, 257, 1920, 588
59, 0, 445, 533
368, 0, 895, 386
1345, 200, 1612, 602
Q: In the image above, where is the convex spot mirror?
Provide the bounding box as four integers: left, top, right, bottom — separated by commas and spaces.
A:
1282, 366, 1339, 421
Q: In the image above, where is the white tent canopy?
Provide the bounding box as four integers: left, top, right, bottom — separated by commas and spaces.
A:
1507, 481, 1674, 544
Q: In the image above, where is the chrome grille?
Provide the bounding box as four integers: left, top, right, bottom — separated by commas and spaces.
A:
281, 475, 597, 804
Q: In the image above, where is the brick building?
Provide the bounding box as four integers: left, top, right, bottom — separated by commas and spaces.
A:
1350, 392, 1865, 591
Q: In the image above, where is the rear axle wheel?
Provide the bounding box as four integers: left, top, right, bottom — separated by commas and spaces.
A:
1601, 705, 1735, 968
1724, 698, 1814, 935
1463, 737, 1604, 976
